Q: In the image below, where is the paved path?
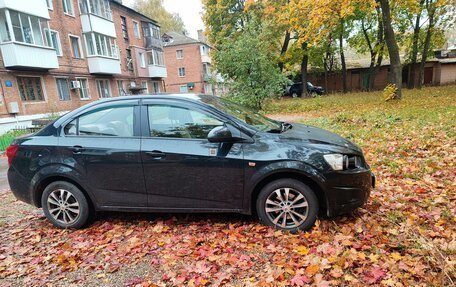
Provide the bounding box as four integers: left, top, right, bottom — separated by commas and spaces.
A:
0, 157, 10, 192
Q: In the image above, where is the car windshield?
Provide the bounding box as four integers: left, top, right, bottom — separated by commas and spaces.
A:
208, 97, 282, 132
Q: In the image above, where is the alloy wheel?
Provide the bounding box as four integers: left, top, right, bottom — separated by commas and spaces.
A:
47, 189, 80, 225
265, 187, 309, 229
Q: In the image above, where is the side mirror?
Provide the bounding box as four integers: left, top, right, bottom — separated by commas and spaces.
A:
207, 125, 233, 143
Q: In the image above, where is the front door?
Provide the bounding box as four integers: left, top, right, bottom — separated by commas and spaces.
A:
141, 101, 244, 210
59, 101, 146, 207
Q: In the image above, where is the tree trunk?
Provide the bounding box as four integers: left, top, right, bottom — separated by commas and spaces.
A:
278, 30, 291, 72
409, 0, 424, 89
339, 20, 347, 93
378, 0, 402, 99
418, 2, 435, 88
300, 42, 308, 97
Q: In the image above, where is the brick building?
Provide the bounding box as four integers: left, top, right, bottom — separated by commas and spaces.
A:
162, 31, 214, 94
0, 0, 166, 132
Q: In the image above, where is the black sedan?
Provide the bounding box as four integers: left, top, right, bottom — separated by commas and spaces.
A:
287, 82, 325, 98
7, 94, 374, 232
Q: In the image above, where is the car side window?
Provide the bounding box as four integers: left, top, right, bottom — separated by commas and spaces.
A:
148, 105, 223, 139
64, 106, 134, 137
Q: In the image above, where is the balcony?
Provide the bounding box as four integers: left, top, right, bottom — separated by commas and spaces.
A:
87, 56, 121, 75
0, 0, 49, 18
81, 14, 116, 38
144, 36, 163, 50
201, 54, 211, 64
0, 42, 58, 70
148, 65, 167, 78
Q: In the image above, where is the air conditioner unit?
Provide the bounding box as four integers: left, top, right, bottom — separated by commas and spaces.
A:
70, 81, 81, 89
8, 102, 19, 114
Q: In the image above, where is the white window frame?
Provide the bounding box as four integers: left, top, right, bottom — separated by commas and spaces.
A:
152, 81, 160, 93
141, 81, 148, 93
96, 79, 112, 98
5, 10, 52, 47
50, 30, 62, 56
83, 32, 118, 59
133, 20, 140, 39
139, 52, 146, 68
76, 77, 90, 100
178, 67, 185, 77
176, 49, 183, 59
47, 0, 54, 10
56, 77, 71, 101
68, 34, 83, 58
117, 80, 127, 96
62, 0, 75, 16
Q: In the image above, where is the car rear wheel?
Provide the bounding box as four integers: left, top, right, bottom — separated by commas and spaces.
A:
256, 179, 318, 232
41, 181, 90, 229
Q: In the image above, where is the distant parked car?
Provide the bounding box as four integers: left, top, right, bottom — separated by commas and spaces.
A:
286, 82, 325, 97
7, 94, 373, 232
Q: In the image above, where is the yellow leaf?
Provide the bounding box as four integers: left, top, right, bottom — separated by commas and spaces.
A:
390, 252, 402, 261
295, 246, 309, 255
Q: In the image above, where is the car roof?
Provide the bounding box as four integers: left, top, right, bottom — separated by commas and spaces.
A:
96, 93, 214, 104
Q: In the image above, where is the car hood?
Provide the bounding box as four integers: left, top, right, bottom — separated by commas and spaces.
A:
277, 123, 362, 153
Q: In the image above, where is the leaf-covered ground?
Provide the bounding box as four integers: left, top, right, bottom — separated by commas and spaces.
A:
1, 85, 455, 286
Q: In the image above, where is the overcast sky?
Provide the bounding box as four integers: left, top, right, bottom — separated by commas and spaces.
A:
122, 0, 205, 39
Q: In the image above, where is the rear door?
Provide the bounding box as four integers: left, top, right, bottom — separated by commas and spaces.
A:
59, 100, 147, 208
140, 99, 245, 210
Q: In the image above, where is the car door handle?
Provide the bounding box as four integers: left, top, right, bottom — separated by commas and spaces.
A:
145, 150, 166, 159
69, 145, 85, 154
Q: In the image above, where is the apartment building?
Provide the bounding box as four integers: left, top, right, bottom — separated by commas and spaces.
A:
162, 31, 214, 94
0, 0, 166, 131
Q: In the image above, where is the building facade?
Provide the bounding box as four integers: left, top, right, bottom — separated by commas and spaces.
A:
162, 31, 214, 94
0, 0, 166, 131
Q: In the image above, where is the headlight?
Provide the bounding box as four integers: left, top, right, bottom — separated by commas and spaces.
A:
323, 154, 344, 171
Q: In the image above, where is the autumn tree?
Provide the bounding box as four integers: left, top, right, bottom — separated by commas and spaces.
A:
378, 0, 402, 99
133, 0, 186, 33
215, 16, 289, 110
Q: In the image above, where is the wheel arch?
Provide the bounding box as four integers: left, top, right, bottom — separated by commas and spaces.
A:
248, 171, 328, 217
33, 175, 95, 211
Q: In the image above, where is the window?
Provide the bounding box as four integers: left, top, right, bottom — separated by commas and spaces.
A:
84, 33, 118, 58
147, 49, 164, 66
70, 36, 82, 58
152, 81, 160, 93
176, 49, 183, 59
178, 67, 185, 77
62, 0, 74, 15
56, 78, 70, 101
117, 80, 127, 96
17, 77, 44, 101
126, 49, 133, 71
7, 11, 51, 47
139, 52, 145, 68
96, 79, 111, 98
0, 10, 11, 42
47, 0, 53, 10
65, 106, 134, 137
80, 0, 112, 20
179, 85, 188, 93
141, 81, 148, 93
78, 78, 90, 99
50, 31, 62, 56
148, 105, 223, 139
203, 63, 211, 76
120, 16, 128, 40
133, 21, 140, 38
201, 45, 207, 55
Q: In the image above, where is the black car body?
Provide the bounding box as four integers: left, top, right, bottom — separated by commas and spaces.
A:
7, 94, 373, 231
287, 82, 325, 97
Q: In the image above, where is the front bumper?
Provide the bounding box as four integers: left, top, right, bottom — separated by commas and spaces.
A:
323, 168, 374, 217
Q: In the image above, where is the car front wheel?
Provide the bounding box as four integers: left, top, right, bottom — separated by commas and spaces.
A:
256, 179, 318, 232
41, 181, 90, 229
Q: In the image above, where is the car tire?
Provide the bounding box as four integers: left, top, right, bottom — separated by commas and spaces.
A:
41, 181, 90, 229
256, 179, 318, 232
